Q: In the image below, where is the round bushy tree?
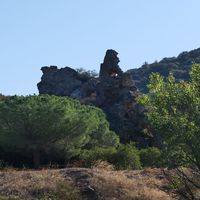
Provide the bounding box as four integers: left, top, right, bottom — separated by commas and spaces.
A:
0, 95, 119, 168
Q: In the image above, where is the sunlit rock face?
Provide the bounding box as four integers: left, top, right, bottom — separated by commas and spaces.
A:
37, 50, 149, 145
37, 66, 82, 96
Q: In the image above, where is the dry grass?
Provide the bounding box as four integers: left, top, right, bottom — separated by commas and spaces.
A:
0, 167, 179, 200
91, 160, 115, 171
0, 169, 80, 200
90, 168, 174, 200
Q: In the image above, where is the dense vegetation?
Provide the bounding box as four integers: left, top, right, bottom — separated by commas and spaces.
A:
138, 64, 200, 169
80, 143, 142, 170
128, 48, 200, 93
0, 95, 119, 168
0, 94, 162, 170
138, 64, 200, 199
1, 65, 200, 171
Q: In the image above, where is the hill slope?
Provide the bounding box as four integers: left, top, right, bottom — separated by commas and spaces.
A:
128, 48, 200, 93
0, 168, 174, 200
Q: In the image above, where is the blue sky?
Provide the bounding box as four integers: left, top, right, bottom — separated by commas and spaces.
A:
1, 0, 200, 95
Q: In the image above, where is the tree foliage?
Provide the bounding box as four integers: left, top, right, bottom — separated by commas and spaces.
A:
138, 64, 200, 168
0, 95, 119, 168
76, 68, 98, 82
138, 64, 200, 199
140, 147, 161, 167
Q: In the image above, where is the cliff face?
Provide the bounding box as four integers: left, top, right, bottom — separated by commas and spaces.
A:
37, 50, 148, 144
127, 48, 200, 93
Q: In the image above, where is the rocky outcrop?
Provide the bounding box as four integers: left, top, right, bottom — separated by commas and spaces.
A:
127, 48, 200, 93
37, 47, 200, 144
37, 50, 148, 144
96, 50, 147, 142
37, 66, 82, 96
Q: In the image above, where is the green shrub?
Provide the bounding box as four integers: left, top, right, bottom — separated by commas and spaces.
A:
81, 144, 141, 170
160, 146, 190, 168
112, 144, 141, 170
140, 147, 162, 167
80, 147, 116, 167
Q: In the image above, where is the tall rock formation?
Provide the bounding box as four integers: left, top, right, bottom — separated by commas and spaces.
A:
37, 50, 148, 145
96, 50, 147, 143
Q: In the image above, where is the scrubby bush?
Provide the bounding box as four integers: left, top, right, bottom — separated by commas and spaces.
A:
140, 147, 162, 167
80, 143, 141, 170
112, 144, 141, 170
80, 147, 116, 167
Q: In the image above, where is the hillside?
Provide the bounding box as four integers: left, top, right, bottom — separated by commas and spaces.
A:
0, 167, 175, 200
128, 48, 200, 93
